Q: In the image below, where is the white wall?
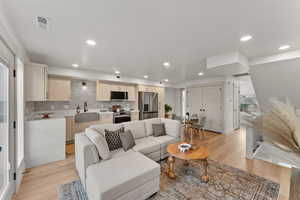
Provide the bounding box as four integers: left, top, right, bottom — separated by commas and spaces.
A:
165, 87, 182, 117
237, 76, 255, 97
250, 57, 300, 109
0, 3, 28, 63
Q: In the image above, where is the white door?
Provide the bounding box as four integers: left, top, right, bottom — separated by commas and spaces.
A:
187, 87, 202, 116
0, 62, 13, 200
202, 86, 223, 132
233, 84, 240, 129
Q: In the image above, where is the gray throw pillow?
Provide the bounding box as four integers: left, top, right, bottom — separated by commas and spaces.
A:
152, 123, 166, 137
119, 130, 136, 151
105, 127, 124, 151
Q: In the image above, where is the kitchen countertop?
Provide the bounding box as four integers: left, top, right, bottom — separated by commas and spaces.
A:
26, 109, 139, 121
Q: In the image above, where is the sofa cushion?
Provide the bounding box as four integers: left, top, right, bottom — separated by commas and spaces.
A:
150, 135, 179, 155
160, 118, 181, 138
85, 128, 111, 160
111, 149, 136, 158
89, 123, 123, 137
144, 118, 161, 136
132, 137, 160, 155
86, 152, 160, 200
123, 121, 146, 139
105, 127, 124, 151
152, 123, 166, 137
119, 130, 136, 151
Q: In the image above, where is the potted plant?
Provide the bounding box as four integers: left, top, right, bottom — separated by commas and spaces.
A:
165, 104, 173, 118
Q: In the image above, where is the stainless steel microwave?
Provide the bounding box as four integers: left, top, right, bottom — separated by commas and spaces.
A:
110, 91, 128, 100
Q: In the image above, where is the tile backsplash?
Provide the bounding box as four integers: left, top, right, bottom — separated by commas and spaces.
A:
28, 80, 135, 112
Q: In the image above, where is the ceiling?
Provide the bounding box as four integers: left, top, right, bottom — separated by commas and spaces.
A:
2, 0, 300, 84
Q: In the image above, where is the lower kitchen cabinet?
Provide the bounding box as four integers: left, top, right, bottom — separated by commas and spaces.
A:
65, 113, 113, 143
131, 111, 139, 121
25, 118, 66, 168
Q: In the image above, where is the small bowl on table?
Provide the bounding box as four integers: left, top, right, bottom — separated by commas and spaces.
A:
178, 143, 192, 152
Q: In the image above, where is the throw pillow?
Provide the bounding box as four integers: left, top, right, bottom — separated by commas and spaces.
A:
152, 123, 166, 137
85, 128, 111, 160
105, 127, 124, 151
119, 130, 136, 151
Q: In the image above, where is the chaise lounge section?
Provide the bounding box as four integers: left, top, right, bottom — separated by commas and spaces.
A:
75, 118, 182, 200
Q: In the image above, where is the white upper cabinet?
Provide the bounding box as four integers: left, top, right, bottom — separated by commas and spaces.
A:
25, 63, 48, 101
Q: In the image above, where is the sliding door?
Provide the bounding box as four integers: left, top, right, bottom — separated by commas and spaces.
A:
0, 62, 10, 199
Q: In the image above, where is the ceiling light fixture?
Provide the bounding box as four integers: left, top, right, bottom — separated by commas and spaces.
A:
278, 45, 290, 51
240, 35, 253, 42
115, 70, 120, 74
143, 75, 149, 79
163, 62, 170, 68
198, 72, 204, 76
164, 79, 169, 82
72, 64, 79, 68
86, 39, 96, 46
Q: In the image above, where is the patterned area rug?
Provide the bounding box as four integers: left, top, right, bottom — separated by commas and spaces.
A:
58, 159, 279, 200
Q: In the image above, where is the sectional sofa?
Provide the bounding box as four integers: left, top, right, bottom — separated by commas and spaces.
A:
75, 118, 182, 200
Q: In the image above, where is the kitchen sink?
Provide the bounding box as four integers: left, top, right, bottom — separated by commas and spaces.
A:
75, 112, 100, 123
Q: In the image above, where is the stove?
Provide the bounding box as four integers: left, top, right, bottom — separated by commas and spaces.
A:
113, 110, 131, 123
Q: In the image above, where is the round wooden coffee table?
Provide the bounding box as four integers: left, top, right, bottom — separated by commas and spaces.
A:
166, 142, 210, 183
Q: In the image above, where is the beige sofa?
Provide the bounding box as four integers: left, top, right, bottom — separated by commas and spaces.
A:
75, 118, 182, 200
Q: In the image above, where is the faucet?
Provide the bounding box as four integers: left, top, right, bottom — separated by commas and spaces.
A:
84, 102, 88, 112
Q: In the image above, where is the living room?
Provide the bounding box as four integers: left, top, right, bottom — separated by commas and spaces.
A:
1, 1, 300, 200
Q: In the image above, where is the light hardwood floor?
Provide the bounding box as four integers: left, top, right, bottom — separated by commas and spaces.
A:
13, 129, 290, 200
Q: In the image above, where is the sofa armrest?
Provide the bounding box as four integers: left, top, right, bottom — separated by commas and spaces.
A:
75, 132, 100, 189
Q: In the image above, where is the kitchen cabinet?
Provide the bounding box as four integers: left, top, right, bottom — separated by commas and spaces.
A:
96, 81, 111, 101
157, 87, 165, 118
100, 113, 113, 124
96, 81, 136, 101
126, 85, 136, 101
137, 85, 157, 93
25, 63, 48, 101
48, 77, 71, 101
25, 118, 66, 168
65, 116, 75, 142
131, 111, 139, 121
65, 113, 113, 143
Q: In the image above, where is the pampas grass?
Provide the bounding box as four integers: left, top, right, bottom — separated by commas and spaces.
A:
249, 99, 300, 154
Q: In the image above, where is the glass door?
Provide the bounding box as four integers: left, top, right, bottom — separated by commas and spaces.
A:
0, 62, 10, 199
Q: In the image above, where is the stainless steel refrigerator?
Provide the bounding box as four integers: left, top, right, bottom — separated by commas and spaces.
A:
138, 92, 158, 120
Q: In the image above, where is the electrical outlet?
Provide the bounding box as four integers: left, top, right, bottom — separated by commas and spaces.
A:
50, 105, 55, 110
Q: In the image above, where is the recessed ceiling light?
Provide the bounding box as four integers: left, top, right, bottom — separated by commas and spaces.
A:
86, 39, 96, 46
115, 70, 120, 74
72, 64, 79, 68
278, 45, 290, 51
163, 62, 170, 68
240, 35, 253, 42
164, 79, 169, 82
143, 75, 149, 79
198, 72, 204, 76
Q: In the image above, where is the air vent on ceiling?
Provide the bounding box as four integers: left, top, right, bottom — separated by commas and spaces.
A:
37, 16, 50, 30
233, 72, 250, 77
